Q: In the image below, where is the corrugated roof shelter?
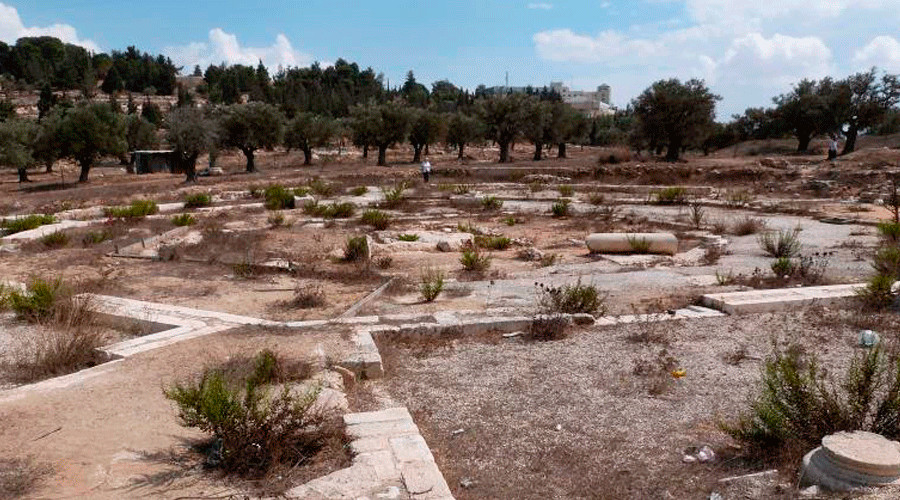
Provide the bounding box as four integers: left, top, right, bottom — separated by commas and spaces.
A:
130, 150, 180, 174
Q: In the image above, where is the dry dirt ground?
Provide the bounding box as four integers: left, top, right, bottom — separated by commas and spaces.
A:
2, 138, 900, 498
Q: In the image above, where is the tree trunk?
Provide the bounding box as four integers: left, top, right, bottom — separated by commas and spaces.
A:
655, 144, 665, 156
377, 145, 388, 166
243, 149, 256, 172
184, 155, 198, 183
797, 132, 812, 153
533, 142, 542, 161
665, 141, 681, 162
424, 144, 429, 156
558, 142, 567, 159
45, 162, 53, 173
17, 167, 29, 183
362, 144, 369, 159
842, 126, 858, 155
413, 145, 422, 163
78, 160, 91, 182
303, 147, 313, 165
499, 142, 510, 163
457, 143, 465, 160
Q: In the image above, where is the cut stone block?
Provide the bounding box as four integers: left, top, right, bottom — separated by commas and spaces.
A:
586, 232, 678, 255
802, 431, 900, 491
702, 284, 865, 314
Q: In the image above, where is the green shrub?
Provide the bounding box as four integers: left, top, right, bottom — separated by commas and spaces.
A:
551, 199, 570, 217
360, 209, 391, 230
286, 284, 325, 309
731, 216, 766, 236
725, 189, 755, 207
460, 247, 491, 272
164, 350, 333, 475
653, 187, 687, 205
558, 184, 574, 197
267, 212, 286, 227
40, 231, 69, 248
770, 257, 795, 277
419, 268, 445, 302
481, 196, 503, 211
1, 214, 56, 234
529, 181, 545, 193
8, 278, 65, 322
350, 186, 368, 196
758, 228, 802, 258
873, 246, 900, 279
503, 216, 517, 226
536, 278, 607, 315
264, 185, 295, 211
529, 314, 569, 341
82, 230, 112, 246
723, 343, 900, 456
588, 192, 605, 205
457, 221, 482, 235
878, 221, 900, 243
397, 234, 419, 242
453, 184, 472, 195
292, 186, 310, 197
327, 202, 355, 219
626, 234, 651, 254
381, 182, 408, 208
474, 235, 511, 250
184, 193, 212, 208
105, 200, 159, 219
309, 178, 333, 196
857, 274, 896, 310
343, 236, 369, 262
171, 214, 196, 227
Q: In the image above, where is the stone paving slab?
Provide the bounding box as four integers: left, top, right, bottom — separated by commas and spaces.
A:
702, 284, 865, 314
1, 220, 93, 242
0, 359, 125, 404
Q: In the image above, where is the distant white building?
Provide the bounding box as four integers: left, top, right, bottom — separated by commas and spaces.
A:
550, 82, 614, 117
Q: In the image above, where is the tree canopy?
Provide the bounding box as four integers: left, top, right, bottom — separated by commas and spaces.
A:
631, 78, 719, 161
218, 102, 284, 172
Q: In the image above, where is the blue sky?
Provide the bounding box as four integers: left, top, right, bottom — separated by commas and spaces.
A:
3, 1, 900, 117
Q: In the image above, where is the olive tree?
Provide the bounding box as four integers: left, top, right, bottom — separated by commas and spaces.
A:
56, 101, 127, 182
369, 102, 412, 166
349, 104, 378, 159
408, 109, 444, 162
284, 112, 336, 165
166, 106, 217, 183
0, 118, 36, 183
835, 69, 900, 154
446, 112, 482, 160
631, 79, 719, 161
477, 94, 529, 163
521, 98, 551, 161
219, 102, 284, 172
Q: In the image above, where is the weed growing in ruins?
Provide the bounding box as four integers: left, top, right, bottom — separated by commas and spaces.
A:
267, 212, 286, 228
857, 274, 896, 310
397, 234, 419, 242
105, 200, 158, 219
725, 189, 755, 208
731, 216, 766, 236
724, 343, 900, 456
758, 228, 802, 258
481, 196, 503, 211
419, 267, 445, 302
360, 209, 391, 230
456, 221, 483, 235
309, 178, 334, 196
689, 202, 705, 229
292, 186, 310, 197
540, 253, 559, 267
702, 245, 724, 265
40, 231, 69, 248
503, 216, 518, 226
588, 192, 605, 205
529, 181, 544, 193
873, 246, 900, 279
528, 314, 569, 341
460, 247, 491, 273
632, 348, 680, 396
183, 193, 212, 208
626, 234, 651, 254
551, 199, 570, 217
7, 278, 65, 322
770, 257, 795, 278
381, 182, 409, 209
171, 214, 195, 227
1, 214, 56, 234
0, 457, 52, 499
374, 256, 393, 269
536, 278, 607, 315
81, 230, 112, 246
164, 350, 339, 476
558, 184, 574, 197
653, 187, 687, 205
877, 221, 900, 243
304, 201, 354, 219
343, 236, 369, 262
350, 186, 368, 196
264, 185, 296, 210
287, 283, 326, 309
474, 235, 511, 251
454, 184, 473, 195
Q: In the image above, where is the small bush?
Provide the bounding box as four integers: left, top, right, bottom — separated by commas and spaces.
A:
503, 216, 517, 226
40, 231, 69, 248
374, 256, 393, 269
551, 199, 570, 217
292, 186, 310, 197
873, 246, 900, 279
758, 228, 802, 258
857, 274, 896, 310
287, 283, 326, 309
723, 343, 900, 456
529, 181, 545, 193
0, 457, 52, 499
171, 214, 195, 227
184, 193, 212, 208
105, 200, 159, 219
528, 314, 568, 341
588, 192, 605, 205
343, 236, 369, 262
309, 178, 333, 196
536, 279, 607, 315
350, 186, 368, 196
653, 187, 687, 205
457, 221, 482, 235
725, 189, 755, 208
596, 146, 632, 164
419, 268, 445, 302
360, 209, 391, 230
481, 196, 503, 211
877, 221, 900, 243
453, 184, 472, 195
770, 257, 795, 278
164, 350, 334, 475
626, 234, 651, 254
8, 278, 65, 322
381, 182, 408, 209
81, 230, 112, 246
267, 212, 286, 227
731, 216, 766, 236
264, 185, 296, 211
329, 202, 355, 219
558, 185, 574, 197
689, 202, 705, 229
397, 233, 419, 242
474, 235, 511, 250
460, 247, 491, 272
1, 214, 56, 234
540, 253, 559, 267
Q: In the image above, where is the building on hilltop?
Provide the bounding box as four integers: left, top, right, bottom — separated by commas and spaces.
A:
477, 81, 614, 117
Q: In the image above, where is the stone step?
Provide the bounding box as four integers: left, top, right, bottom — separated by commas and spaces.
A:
701, 284, 865, 314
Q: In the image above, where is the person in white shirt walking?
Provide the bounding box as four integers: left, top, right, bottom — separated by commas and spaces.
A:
420, 158, 432, 183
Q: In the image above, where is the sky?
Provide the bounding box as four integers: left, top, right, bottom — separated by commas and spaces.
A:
3, 0, 900, 118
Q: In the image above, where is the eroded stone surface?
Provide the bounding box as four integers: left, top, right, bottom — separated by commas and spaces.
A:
802, 431, 900, 491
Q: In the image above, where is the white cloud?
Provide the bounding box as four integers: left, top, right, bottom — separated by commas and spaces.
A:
527, 3, 554, 9
0, 2, 99, 51
854, 35, 900, 72
165, 28, 314, 71
718, 33, 833, 87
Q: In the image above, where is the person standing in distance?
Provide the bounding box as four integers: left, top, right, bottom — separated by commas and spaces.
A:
420, 157, 432, 183
828, 134, 839, 161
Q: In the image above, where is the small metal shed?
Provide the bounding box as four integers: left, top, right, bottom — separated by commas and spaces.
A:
130, 150, 179, 174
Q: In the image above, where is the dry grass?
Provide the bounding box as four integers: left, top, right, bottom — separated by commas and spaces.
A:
0, 457, 53, 499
